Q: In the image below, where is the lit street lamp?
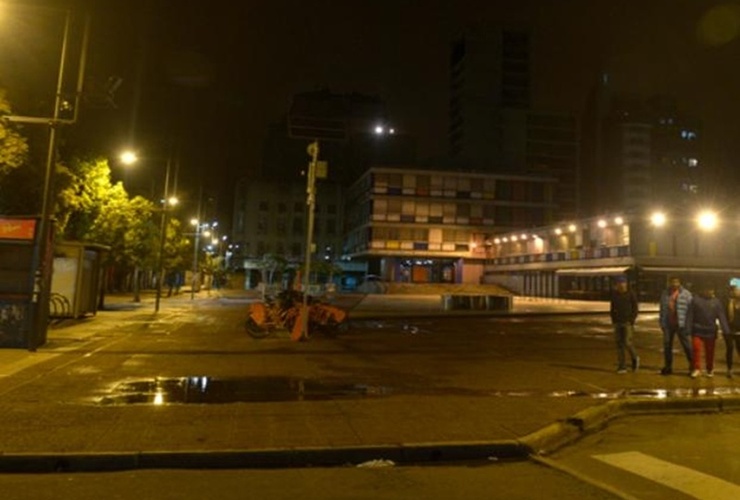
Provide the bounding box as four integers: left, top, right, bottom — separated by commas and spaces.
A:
119, 151, 178, 312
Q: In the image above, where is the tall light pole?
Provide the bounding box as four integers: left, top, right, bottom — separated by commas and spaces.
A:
299, 140, 320, 341
119, 151, 177, 312
154, 158, 174, 312
3, 7, 90, 348
190, 218, 202, 300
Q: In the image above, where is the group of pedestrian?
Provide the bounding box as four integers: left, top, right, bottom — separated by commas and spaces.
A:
609, 275, 740, 378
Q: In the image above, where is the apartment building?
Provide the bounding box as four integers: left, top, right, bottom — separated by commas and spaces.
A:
343, 166, 556, 284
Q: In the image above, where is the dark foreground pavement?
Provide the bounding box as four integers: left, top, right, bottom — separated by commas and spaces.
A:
0, 290, 738, 473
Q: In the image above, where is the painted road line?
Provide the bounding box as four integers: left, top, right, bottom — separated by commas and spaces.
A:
594, 451, 740, 499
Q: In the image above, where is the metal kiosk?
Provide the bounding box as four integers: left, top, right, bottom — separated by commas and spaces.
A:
0, 217, 51, 350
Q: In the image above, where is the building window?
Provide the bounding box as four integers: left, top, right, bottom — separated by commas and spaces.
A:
257, 216, 268, 235
292, 218, 303, 234
276, 218, 287, 235
259, 201, 269, 212
294, 202, 304, 213
417, 175, 430, 195
278, 202, 287, 214
327, 204, 337, 215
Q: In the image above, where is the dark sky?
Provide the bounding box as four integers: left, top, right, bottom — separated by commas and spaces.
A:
4, 0, 740, 221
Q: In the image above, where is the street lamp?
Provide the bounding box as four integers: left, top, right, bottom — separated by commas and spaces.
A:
650, 211, 667, 227
696, 210, 718, 232
2, 6, 89, 347
119, 150, 178, 312
188, 218, 215, 299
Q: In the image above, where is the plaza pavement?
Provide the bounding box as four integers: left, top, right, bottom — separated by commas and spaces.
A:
0, 290, 737, 473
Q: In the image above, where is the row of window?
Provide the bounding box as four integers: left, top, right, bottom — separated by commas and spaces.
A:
369, 199, 546, 227
371, 227, 473, 243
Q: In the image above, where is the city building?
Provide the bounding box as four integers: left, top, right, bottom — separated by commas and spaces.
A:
448, 27, 580, 220
581, 77, 703, 215
482, 208, 740, 301
343, 166, 556, 284
231, 177, 345, 288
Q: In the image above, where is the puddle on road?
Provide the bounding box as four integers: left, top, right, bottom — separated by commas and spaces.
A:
97, 376, 740, 406
98, 376, 392, 405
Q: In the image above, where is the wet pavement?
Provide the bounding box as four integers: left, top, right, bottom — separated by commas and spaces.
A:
0, 289, 737, 472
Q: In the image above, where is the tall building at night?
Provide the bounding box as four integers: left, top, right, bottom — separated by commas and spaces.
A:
582, 76, 703, 215
448, 27, 580, 220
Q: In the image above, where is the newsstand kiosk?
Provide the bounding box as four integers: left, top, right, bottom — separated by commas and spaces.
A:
0, 216, 52, 350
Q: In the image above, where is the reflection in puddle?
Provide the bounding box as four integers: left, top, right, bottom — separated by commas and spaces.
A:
99, 376, 392, 405
97, 376, 740, 406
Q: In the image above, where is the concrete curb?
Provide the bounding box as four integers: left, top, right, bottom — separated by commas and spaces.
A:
0, 441, 529, 473
521, 394, 740, 457
1, 396, 738, 473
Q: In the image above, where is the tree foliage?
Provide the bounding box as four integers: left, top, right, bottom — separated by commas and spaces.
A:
0, 90, 29, 176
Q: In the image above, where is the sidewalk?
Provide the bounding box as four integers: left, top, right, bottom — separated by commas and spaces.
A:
0, 291, 732, 473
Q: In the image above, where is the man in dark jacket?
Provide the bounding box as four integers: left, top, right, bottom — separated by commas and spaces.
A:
610, 276, 639, 373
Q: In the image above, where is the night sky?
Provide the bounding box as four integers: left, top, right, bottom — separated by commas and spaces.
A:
4, 0, 740, 223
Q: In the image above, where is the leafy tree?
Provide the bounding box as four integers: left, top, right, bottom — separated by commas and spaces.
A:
0, 90, 32, 213
161, 216, 191, 274
0, 90, 29, 176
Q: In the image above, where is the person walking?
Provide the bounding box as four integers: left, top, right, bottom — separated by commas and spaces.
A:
724, 285, 740, 378
686, 282, 730, 378
659, 276, 693, 375
610, 276, 639, 373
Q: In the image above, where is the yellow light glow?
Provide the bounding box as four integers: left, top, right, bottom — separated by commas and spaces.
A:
651, 212, 667, 227
554, 228, 562, 235
697, 210, 718, 231
597, 219, 607, 228
120, 151, 138, 165
568, 224, 577, 233
614, 216, 624, 225
153, 391, 164, 405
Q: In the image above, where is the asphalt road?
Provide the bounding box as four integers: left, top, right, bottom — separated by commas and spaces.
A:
0, 460, 617, 500
1, 296, 738, 499
550, 412, 740, 499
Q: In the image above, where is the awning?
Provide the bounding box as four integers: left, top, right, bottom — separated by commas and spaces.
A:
555, 266, 630, 277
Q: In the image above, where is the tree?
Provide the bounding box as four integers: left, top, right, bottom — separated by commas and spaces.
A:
55, 157, 162, 292
0, 90, 32, 213
0, 90, 29, 176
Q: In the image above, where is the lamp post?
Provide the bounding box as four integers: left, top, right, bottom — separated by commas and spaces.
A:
299, 140, 319, 340
189, 218, 206, 300
3, 6, 89, 348
119, 151, 177, 312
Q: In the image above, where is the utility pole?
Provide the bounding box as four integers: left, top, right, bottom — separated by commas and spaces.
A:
299, 140, 320, 340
